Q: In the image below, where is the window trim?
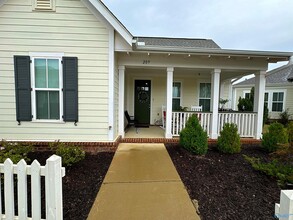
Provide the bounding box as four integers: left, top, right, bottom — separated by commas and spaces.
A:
31, 54, 63, 122
271, 91, 286, 112
198, 81, 211, 112
172, 81, 182, 110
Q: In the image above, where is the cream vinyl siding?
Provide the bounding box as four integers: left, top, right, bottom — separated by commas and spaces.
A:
125, 72, 209, 125
0, 0, 111, 141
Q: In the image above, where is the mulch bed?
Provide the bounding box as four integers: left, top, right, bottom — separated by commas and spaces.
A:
166, 144, 283, 220
28, 151, 114, 220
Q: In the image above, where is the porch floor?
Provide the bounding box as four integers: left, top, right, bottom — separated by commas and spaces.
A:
124, 125, 165, 138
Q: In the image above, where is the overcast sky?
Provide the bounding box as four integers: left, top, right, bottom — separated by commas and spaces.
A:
103, 0, 293, 70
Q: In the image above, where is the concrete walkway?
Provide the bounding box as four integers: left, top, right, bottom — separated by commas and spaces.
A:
87, 143, 200, 220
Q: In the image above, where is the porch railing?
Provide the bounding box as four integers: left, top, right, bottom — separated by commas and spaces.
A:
171, 111, 257, 138
218, 112, 256, 138
172, 112, 212, 136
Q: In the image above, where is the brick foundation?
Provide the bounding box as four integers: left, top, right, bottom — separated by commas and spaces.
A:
3, 136, 261, 154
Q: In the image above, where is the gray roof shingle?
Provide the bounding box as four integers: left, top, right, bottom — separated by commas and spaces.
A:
235, 64, 293, 86
135, 36, 221, 49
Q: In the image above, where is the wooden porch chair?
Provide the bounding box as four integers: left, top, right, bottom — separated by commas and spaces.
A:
191, 105, 202, 112
124, 111, 138, 133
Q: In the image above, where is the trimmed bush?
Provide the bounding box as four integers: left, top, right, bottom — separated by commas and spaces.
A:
217, 123, 241, 154
179, 114, 208, 155
288, 121, 293, 144
0, 141, 33, 163
262, 122, 288, 152
50, 142, 85, 167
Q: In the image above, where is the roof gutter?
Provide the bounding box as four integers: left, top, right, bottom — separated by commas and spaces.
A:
132, 42, 293, 60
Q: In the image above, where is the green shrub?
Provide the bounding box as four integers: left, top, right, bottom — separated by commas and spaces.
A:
0, 141, 33, 163
179, 114, 208, 155
50, 142, 85, 167
243, 155, 293, 185
279, 109, 291, 126
288, 121, 293, 144
217, 123, 241, 154
262, 122, 288, 152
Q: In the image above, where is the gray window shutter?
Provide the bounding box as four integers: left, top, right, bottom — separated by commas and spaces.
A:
63, 57, 78, 123
14, 56, 32, 123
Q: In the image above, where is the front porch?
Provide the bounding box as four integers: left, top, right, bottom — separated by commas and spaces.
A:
123, 111, 257, 139
117, 50, 271, 140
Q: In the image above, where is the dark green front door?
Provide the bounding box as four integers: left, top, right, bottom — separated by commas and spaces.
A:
135, 80, 151, 126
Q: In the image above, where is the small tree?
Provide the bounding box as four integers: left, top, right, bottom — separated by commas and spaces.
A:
217, 123, 241, 154
238, 87, 254, 111
179, 114, 208, 155
262, 122, 288, 152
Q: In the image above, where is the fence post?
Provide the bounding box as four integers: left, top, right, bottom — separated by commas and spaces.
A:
4, 159, 14, 220
45, 155, 63, 220
275, 190, 293, 220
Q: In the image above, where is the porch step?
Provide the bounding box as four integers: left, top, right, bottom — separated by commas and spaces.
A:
121, 137, 261, 145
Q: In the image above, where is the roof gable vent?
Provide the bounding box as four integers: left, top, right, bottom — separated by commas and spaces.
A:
33, 0, 55, 11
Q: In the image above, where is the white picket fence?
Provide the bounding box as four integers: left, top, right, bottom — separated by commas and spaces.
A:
171, 111, 256, 137
275, 190, 293, 220
172, 112, 212, 136
0, 155, 65, 220
218, 112, 257, 137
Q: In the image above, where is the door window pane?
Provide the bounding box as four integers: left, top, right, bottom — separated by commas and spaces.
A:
35, 59, 46, 88
48, 59, 59, 88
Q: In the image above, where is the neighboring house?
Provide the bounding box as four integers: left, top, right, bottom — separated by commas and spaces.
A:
0, 0, 292, 143
233, 61, 293, 119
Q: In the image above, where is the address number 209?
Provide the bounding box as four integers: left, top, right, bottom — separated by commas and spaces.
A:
143, 60, 150, 64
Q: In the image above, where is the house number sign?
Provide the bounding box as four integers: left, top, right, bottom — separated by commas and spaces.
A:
143, 60, 150, 64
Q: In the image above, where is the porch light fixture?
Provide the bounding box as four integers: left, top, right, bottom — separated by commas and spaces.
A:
147, 53, 150, 56
267, 57, 270, 60
188, 54, 191, 57
167, 53, 171, 57
227, 56, 231, 59
126, 52, 130, 56
208, 55, 211, 58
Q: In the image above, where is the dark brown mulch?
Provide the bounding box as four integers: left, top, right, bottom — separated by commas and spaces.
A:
28, 151, 114, 220
166, 144, 282, 220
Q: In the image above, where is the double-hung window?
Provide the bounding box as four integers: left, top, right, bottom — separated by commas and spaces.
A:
14, 55, 78, 124
272, 92, 284, 112
32, 57, 62, 120
199, 83, 211, 111
172, 82, 181, 110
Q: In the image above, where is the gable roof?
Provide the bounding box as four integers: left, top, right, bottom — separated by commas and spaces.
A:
134, 37, 221, 49
78, 0, 134, 45
235, 63, 293, 86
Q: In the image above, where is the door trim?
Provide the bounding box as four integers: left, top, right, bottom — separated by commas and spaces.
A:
133, 78, 153, 124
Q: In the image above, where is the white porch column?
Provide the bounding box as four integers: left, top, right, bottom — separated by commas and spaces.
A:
166, 67, 174, 138
210, 69, 221, 139
254, 70, 266, 139
118, 66, 125, 138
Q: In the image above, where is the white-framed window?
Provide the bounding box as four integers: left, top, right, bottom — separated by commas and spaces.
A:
272, 92, 284, 112
33, 0, 55, 11
31, 55, 63, 121
172, 82, 181, 110
199, 83, 211, 111
264, 92, 269, 109
243, 90, 251, 99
